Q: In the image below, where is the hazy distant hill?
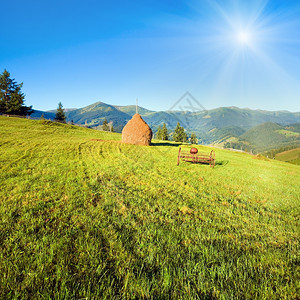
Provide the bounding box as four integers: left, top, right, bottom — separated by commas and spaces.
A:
140, 107, 299, 145
47, 108, 77, 113
115, 105, 153, 116
223, 122, 300, 152
35, 101, 299, 148
66, 102, 130, 132
30, 110, 56, 119
284, 123, 300, 133
189, 106, 300, 131
142, 106, 299, 134
242, 122, 300, 151
208, 126, 246, 143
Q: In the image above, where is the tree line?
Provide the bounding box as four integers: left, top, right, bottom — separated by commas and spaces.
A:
262, 144, 300, 159
156, 122, 198, 144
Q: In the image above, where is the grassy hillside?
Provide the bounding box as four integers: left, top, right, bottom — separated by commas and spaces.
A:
240, 122, 300, 152
285, 123, 300, 133
0, 116, 299, 299
208, 126, 246, 143
276, 148, 300, 165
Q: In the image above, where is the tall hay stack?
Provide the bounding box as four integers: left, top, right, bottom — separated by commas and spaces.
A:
122, 114, 152, 146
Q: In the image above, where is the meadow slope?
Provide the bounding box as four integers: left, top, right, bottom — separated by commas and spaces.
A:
0, 116, 299, 299
276, 148, 300, 165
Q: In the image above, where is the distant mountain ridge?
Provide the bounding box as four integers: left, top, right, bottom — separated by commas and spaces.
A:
31, 101, 300, 151
222, 122, 300, 153
115, 105, 153, 116
241, 122, 300, 152
66, 102, 130, 132
31, 110, 56, 120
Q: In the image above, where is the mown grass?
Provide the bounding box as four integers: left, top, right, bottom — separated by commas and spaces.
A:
0, 116, 299, 299
276, 148, 300, 165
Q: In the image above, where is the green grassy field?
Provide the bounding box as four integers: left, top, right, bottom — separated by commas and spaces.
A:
0, 116, 299, 299
277, 129, 300, 138
276, 148, 300, 165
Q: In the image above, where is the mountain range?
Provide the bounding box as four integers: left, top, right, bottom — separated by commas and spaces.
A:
31, 101, 300, 152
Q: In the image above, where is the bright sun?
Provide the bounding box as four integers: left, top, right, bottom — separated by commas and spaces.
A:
237, 30, 251, 45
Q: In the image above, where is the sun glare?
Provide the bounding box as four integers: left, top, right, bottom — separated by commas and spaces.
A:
237, 30, 251, 45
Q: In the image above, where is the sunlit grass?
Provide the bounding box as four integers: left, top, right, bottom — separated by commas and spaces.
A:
0, 116, 299, 299
276, 148, 300, 163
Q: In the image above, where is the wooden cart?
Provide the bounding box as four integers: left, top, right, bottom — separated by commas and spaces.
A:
177, 147, 215, 168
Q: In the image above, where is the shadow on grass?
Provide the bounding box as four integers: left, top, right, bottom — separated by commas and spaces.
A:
178, 160, 229, 167
151, 142, 181, 147
215, 160, 229, 167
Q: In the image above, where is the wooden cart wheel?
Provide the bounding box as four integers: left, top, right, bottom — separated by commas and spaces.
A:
210, 150, 215, 168
177, 147, 181, 166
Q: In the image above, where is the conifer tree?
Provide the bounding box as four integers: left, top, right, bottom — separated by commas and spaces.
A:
190, 133, 197, 144
54, 102, 66, 123
0, 69, 33, 115
156, 126, 162, 139
102, 118, 110, 131
161, 123, 169, 140
173, 122, 187, 142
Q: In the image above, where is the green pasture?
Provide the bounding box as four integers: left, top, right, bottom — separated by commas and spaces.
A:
276, 148, 300, 165
0, 116, 299, 299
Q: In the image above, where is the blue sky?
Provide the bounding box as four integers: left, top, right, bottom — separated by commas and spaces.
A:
1, 0, 300, 112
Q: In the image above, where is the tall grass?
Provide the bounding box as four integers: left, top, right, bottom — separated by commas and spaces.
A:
0, 116, 299, 299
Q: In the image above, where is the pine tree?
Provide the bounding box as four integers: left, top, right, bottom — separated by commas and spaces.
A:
161, 123, 169, 140
173, 122, 187, 142
40, 113, 45, 120
54, 102, 66, 123
102, 118, 110, 131
0, 69, 33, 115
190, 133, 197, 144
156, 126, 162, 139
111, 125, 114, 132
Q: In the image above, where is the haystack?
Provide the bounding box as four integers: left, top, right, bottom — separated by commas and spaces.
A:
122, 114, 152, 146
